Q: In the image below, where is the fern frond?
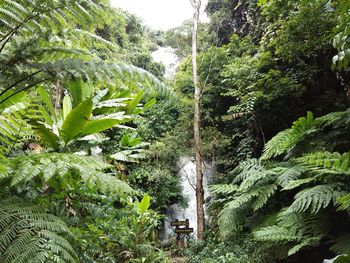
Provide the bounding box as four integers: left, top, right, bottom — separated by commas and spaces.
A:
222, 184, 277, 211
210, 184, 238, 195
238, 169, 277, 191
252, 184, 278, 211
0, 198, 77, 263
2, 153, 134, 195
254, 211, 325, 255
218, 184, 277, 237
0, 98, 33, 158
288, 184, 346, 214
262, 112, 314, 160
276, 165, 305, 188
231, 158, 264, 183
287, 237, 321, 256
298, 151, 350, 175
254, 225, 299, 243
218, 205, 246, 237
338, 193, 350, 211
282, 177, 316, 191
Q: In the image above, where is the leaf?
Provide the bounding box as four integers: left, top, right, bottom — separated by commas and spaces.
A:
282, 177, 316, 191
67, 79, 92, 107
29, 120, 59, 150
125, 91, 144, 114
138, 194, 151, 215
37, 87, 55, 117
334, 255, 350, 263
120, 134, 141, 147
144, 98, 156, 109
80, 118, 121, 137
60, 99, 92, 144
62, 95, 72, 120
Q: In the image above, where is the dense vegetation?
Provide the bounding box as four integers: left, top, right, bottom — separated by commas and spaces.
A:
167, 0, 350, 262
0, 0, 349, 262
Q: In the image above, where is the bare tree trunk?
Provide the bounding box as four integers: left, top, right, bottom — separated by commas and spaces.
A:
190, 0, 205, 240
54, 80, 63, 112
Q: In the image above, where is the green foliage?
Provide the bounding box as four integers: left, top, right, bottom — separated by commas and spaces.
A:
0, 97, 32, 158
187, 233, 273, 263
0, 1, 179, 263
332, 0, 350, 70
0, 153, 133, 195
163, 20, 215, 58
262, 112, 315, 160
213, 110, 350, 260
334, 255, 350, 263
0, 198, 77, 263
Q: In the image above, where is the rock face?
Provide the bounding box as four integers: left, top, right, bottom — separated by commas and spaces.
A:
151, 46, 180, 80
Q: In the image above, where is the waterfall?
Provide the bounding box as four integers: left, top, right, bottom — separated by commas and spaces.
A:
162, 157, 213, 240
151, 46, 179, 80
152, 46, 213, 241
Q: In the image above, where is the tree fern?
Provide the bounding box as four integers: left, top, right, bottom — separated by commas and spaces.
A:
288, 184, 346, 214
262, 112, 315, 160
254, 211, 325, 256
298, 151, 350, 175
210, 184, 238, 195
0, 198, 77, 263
216, 109, 350, 259
1, 153, 133, 195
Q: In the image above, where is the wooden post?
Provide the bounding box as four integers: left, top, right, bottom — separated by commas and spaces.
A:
171, 219, 194, 248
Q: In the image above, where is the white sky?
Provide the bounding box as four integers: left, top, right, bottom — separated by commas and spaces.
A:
110, 0, 208, 30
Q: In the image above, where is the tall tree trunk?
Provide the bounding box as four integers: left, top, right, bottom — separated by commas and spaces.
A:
190, 0, 205, 240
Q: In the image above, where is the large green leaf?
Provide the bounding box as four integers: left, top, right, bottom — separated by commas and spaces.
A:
125, 90, 145, 114
138, 194, 151, 215
60, 99, 92, 144
80, 119, 122, 137
67, 79, 93, 107
63, 95, 73, 120
120, 134, 142, 147
29, 120, 59, 150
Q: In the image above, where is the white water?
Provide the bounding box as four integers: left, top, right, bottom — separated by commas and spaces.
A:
162, 157, 213, 240
151, 46, 179, 80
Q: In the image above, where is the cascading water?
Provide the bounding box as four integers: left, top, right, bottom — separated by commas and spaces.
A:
161, 157, 213, 240
151, 46, 179, 80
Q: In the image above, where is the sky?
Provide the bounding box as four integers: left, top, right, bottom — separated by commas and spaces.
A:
110, 0, 208, 30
